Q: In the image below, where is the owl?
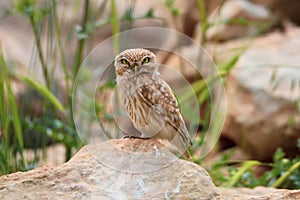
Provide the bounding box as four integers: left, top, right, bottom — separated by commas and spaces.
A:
114, 48, 193, 158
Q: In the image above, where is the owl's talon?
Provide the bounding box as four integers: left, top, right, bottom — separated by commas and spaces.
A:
123, 135, 139, 139
123, 135, 150, 140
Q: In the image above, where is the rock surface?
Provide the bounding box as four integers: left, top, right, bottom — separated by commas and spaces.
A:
223, 27, 300, 161
0, 139, 220, 199
251, 0, 300, 24
217, 187, 300, 200
206, 0, 272, 41
1, 139, 299, 199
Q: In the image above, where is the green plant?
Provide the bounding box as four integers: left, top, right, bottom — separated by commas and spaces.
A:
268, 147, 300, 189
110, 0, 119, 55
0, 0, 169, 175
12, 0, 83, 162
188, 52, 241, 161
0, 49, 26, 175
1, 1, 293, 189
73, 0, 91, 79
208, 140, 300, 189
14, 0, 51, 89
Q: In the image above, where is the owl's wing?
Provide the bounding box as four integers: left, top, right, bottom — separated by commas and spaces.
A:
137, 75, 193, 146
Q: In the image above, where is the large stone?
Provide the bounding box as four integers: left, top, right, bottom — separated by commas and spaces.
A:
250, 0, 300, 25
1, 139, 299, 199
0, 139, 220, 199
218, 187, 300, 200
205, 0, 272, 41
223, 27, 300, 161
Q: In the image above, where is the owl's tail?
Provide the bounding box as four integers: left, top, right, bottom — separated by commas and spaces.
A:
171, 133, 192, 158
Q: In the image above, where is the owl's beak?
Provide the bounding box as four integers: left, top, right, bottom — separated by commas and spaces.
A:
133, 63, 138, 73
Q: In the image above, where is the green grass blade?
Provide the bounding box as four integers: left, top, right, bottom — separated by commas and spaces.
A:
0, 48, 24, 168
0, 54, 7, 126
22, 77, 65, 112
0, 50, 10, 154
7, 85, 24, 153
221, 160, 261, 187
218, 53, 240, 75
73, 0, 90, 80
110, 0, 119, 55
52, 0, 70, 95
271, 160, 300, 188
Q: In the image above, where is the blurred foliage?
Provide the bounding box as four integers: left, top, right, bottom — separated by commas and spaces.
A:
0, 49, 26, 174
165, 0, 179, 17
208, 140, 300, 189
0, 0, 298, 191
0, 0, 166, 175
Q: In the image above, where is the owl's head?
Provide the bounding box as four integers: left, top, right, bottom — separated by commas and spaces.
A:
114, 48, 157, 78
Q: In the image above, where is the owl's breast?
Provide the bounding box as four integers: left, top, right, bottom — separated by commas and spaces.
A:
117, 74, 150, 96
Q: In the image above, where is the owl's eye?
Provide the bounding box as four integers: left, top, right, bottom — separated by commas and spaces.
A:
142, 57, 150, 64
120, 59, 129, 65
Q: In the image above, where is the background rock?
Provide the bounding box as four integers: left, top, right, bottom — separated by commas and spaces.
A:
223, 27, 300, 161
250, 0, 300, 25
206, 0, 272, 41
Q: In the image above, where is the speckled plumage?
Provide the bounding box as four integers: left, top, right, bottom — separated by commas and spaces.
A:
114, 48, 192, 158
